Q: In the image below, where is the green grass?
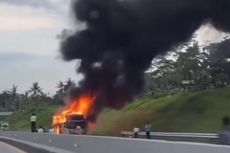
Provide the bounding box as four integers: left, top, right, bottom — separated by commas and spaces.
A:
8, 105, 59, 131
7, 88, 230, 135
94, 88, 230, 135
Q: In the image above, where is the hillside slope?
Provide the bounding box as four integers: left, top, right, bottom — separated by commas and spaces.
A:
8, 105, 58, 131
94, 88, 230, 135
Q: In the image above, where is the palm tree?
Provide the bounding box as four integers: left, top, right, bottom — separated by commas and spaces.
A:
57, 81, 65, 95
24, 91, 29, 98
5, 85, 18, 111
9, 85, 18, 96
64, 78, 76, 93
28, 82, 43, 97
54, 81, 66, 105
1, 91, 11, 110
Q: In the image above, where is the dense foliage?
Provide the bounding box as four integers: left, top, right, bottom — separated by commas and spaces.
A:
145, 38, 230, 94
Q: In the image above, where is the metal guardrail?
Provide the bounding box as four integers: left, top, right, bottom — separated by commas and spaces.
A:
121, 131, 219, 138
121, 131, 219, 144
0, 112, 13, 116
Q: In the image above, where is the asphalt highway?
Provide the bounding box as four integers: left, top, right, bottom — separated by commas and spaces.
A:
0, 139, 52, 153
0, 141, 26, 153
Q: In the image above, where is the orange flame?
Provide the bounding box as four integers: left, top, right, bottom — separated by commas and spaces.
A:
52, 94, 96, 134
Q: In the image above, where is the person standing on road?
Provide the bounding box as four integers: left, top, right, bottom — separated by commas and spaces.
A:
133, 127, 140, 138
30, 113, 37, 132
219, 116, 230, 145
145, 122, 152, 139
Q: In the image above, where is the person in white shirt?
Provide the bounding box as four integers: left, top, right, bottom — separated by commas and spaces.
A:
133, 127, 140, 138
38, 126, 44, 133
30, 113, 37, 132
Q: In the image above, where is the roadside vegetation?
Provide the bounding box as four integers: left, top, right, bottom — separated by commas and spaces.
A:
8, 105, 58, 131
7, 88, 230, 134
94, 88, 230, 135
2, 38, 230, 134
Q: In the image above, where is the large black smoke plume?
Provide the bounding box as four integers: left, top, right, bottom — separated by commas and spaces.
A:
61, 0, 230, 118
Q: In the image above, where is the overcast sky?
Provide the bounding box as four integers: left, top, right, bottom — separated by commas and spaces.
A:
0, 0, 83, 95
0, 0, 227, 95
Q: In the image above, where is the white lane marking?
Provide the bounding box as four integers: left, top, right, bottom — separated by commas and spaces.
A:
0, 141, 27, 153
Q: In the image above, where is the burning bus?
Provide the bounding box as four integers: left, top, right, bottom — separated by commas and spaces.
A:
52, 94, 96, 134
53, 114, 87, 134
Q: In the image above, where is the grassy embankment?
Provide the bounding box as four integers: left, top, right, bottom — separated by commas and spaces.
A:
94, 88, 230, 135
7, 88, 230, 135
8, 105, 59, 131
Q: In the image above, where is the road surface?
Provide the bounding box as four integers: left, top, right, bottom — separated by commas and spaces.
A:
0, 141, 26, 153
0, 139, 53, 153
1, 131, 230, 153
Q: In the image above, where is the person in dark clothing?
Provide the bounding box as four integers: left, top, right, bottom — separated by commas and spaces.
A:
30, 113, 37, 132
145, 122, 152, 139
219, 116, 230, 145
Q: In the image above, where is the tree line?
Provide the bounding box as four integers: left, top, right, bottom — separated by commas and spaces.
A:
0, 79, 76, 111
145, 38, 230, 94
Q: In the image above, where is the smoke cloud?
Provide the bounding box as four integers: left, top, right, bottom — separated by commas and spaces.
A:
61, 0, 230, 118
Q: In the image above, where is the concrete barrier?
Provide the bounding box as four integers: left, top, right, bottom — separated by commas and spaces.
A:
0, 132, 230, 153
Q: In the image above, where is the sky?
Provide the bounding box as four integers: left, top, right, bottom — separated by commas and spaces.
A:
0, 0, 227, 95
0, 0, 83, 95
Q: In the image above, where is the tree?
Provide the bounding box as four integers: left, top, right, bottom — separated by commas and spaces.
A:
27, 82, 45, 106
28, 82, 43, 97
151, 56, 177, 91
64, 78, 76, 92
9, 85, 17, 96
57, 81, 65, 95
4, 85, 20, 111
0, 91, 10, 111
53, 79, 76, 105
205, 38, 230, 87
10, 85, 19, 110
148, 41, 212, 92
